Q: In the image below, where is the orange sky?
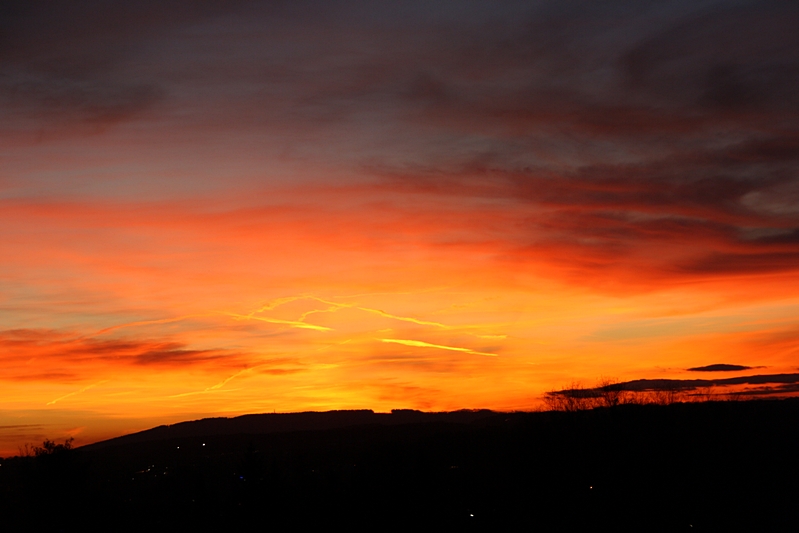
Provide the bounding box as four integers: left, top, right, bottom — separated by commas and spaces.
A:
1, 1, 798, 456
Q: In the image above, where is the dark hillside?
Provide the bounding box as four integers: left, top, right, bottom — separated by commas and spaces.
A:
81, 409, 498, 450
1, 400, 798, 531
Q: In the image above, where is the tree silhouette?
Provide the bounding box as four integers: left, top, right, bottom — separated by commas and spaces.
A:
596, 377, 629, 407
543, 382, 599, 411
32, 437, 74, 457
543, 377, 708, 411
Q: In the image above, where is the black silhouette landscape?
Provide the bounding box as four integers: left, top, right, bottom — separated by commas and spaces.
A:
2, 399, 798, 531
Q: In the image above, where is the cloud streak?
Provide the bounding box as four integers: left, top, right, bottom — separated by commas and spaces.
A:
0, 329, 246, 372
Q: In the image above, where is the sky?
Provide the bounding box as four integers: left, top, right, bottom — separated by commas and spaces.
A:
1, 0, 798, 455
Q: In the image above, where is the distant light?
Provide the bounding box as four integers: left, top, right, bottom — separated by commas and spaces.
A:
470, 514, 474, 517
177, 446, 180, 449
202, 443, 206, 446
589, 486, 593, 489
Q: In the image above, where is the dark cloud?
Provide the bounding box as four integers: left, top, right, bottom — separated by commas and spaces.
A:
678, 251, 799, 275
375, 155, 799, 282
358, 1, 799, 281
0, 0, 257, 131
0, 1, 257, 70
617, 373, 799, 391
550, 373, 799, 402
3, 1, 798, 281
734, 383, 799, 396
688, 364, 753, 372
622, 2, 799, 112
0, 72, 163, 129
0, 329, 244, 373
257, 368, 304, 376
8, 372, 79, 382
132, 343, 229, 366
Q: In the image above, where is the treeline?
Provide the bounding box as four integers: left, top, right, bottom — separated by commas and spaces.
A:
16, 437, 74, 459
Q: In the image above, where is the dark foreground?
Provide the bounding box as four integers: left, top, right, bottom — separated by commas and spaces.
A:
2, 399, 798, 531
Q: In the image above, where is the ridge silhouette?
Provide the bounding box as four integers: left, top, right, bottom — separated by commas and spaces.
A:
82, 409, 497, 450
2, 400, 798, 530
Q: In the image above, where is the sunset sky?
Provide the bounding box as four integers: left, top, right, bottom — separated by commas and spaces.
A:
2, 0, 798, 455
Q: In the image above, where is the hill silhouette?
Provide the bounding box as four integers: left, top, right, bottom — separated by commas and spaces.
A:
2, 400, 798, 530
82, 409, 497, 450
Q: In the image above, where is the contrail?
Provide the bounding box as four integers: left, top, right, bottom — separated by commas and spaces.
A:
47, 380, 109, 405
95, 314, 213, 335
359, 307, 454, 329
168, 366, 261, 398
247, 295, 508, 339
379, 338, 496, 357
168, 388, 242, 398
96, 295, 506, 341
246, 295, 349, 317
226, 312, 332, 331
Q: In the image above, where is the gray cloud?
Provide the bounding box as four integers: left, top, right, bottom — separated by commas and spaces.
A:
3, 1, 797, 279
687, 364, 753, 372
617, 373, 799, 391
